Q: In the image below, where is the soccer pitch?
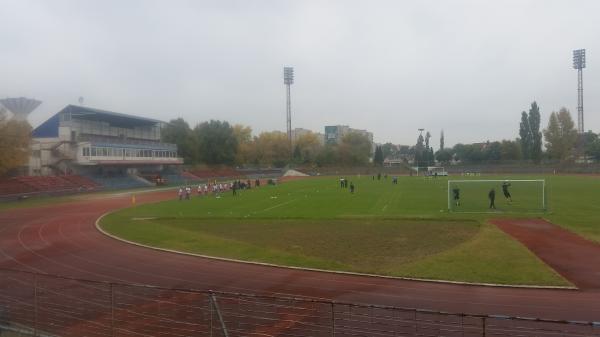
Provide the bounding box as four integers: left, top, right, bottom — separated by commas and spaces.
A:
101, 175, 600, 286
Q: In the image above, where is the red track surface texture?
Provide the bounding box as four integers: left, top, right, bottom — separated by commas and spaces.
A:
491, 218, 600, 290
1, 191, 599, 322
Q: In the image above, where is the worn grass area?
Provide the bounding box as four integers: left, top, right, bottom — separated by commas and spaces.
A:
101, 217, 482, 276
397, 223, 570, 286
100, 175, 585, 286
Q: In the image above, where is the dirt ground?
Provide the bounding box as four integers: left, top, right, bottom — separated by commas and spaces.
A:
491, 218, 600, 290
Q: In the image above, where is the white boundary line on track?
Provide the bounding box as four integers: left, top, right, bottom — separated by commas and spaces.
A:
94, 212, 577, 291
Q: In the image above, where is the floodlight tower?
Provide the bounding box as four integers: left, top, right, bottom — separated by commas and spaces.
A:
284, 66, 294, 151
573, 49, 586, 134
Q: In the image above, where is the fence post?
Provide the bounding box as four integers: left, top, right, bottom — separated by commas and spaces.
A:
414, 309, 417, 335
482, 317, 486, 337
110, 283, 115, 337
33, 275, 39, 337
331, 302, 335, 337
209, 292, 213, 337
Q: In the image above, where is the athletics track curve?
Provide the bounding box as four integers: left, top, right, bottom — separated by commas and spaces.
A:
0, 190, 599, 324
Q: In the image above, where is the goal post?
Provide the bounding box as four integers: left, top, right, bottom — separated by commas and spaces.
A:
448, 179, 546, 213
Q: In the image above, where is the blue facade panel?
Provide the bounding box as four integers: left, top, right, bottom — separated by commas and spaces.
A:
31, 113, 60, 138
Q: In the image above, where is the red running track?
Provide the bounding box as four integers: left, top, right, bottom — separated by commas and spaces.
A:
0, 190, 599, 322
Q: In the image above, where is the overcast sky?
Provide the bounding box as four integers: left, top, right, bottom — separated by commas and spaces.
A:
1, 0, 599, 147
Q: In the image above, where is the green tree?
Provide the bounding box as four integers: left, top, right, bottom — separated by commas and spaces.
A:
381, 142, 396, 159
519, 111, 532, 160
529, 102, 543, 163
543, 107, 578, 161
373, 145, 384, 166
292, 144, 302, 163
315, 144, 338, 166
253, 131, 289, 167
294, 132, 323, 164
338, 132, 372, 165
453, 143, 484, 163
233, 124, 254, 165
435, 148, 453, 164
162, 118, 197, 164
440, 130, 445, 150
194, 120, 238, 165
583, 131, 600, 160
414, 133, 425, 166
500, 140, 522, 161
484, 141, 502, 161
0, 109, 32, 176
426, 147, 435, 166
585, 133, 600, 161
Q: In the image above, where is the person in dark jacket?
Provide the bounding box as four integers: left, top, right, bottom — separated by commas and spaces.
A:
488, 188, 496, 209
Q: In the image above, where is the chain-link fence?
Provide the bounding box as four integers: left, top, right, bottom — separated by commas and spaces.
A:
1, 268, 598, 337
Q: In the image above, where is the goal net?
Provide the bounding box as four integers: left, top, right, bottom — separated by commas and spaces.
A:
447, 179, 546, 213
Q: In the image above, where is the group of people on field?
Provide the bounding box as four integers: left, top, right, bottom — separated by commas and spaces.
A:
452, 181, 512, 209
178, 178, 263, 200
339, 177, 355, 193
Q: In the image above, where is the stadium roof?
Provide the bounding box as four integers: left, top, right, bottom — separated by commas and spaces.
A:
32, 105, 165, 138
61, 105, 164, 127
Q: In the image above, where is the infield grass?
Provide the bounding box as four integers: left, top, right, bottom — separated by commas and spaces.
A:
98, 174, 600, 286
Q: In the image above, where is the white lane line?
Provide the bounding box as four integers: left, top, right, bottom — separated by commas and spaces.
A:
258, 198, 297, 213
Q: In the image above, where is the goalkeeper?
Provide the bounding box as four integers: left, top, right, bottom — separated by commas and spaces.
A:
452, 187, 460, 206
502, 181, 512, 202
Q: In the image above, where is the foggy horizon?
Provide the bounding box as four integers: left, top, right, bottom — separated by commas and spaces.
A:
1, 0, 599, 148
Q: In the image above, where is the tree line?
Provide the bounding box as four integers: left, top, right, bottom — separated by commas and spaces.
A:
161, 118, 373, 167
155, 102, 600, 167
429, 102, 600, 165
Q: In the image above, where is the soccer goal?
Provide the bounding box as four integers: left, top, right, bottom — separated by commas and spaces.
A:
448, 179, 546, 213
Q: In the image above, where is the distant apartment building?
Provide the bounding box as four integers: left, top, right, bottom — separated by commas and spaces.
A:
324, 125, 374, 146
291, 128, 325, 145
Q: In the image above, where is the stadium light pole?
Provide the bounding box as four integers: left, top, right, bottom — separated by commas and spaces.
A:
284, 67, 294, 154
573, 49, 586, 134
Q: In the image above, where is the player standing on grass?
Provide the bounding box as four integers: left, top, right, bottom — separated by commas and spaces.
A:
488, 188, 496, 209
502, 181, 512, 203
350, 182, 355, 193
452, 187, 460, 206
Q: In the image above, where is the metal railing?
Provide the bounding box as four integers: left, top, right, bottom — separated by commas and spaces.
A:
0, 268, 598, 337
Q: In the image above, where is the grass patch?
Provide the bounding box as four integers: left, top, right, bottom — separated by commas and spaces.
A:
101, 216, 480, 275
99, 175, 591, 286
397, 222, 570, 286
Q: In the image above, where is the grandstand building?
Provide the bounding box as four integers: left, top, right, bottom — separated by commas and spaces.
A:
29, 105, 183, 177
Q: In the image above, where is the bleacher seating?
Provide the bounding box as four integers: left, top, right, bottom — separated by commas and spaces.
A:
0, 175, 99, 197
0, 179, 37, 196
61, 175, 99, 189
86, 174, 151, 190
188, 168, 242, 179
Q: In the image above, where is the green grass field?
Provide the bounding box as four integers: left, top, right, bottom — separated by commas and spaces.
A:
100, 174, 600, 286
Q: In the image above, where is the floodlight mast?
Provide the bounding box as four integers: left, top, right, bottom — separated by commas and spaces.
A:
573, 49, 586, 134
284, 67, 294, 153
